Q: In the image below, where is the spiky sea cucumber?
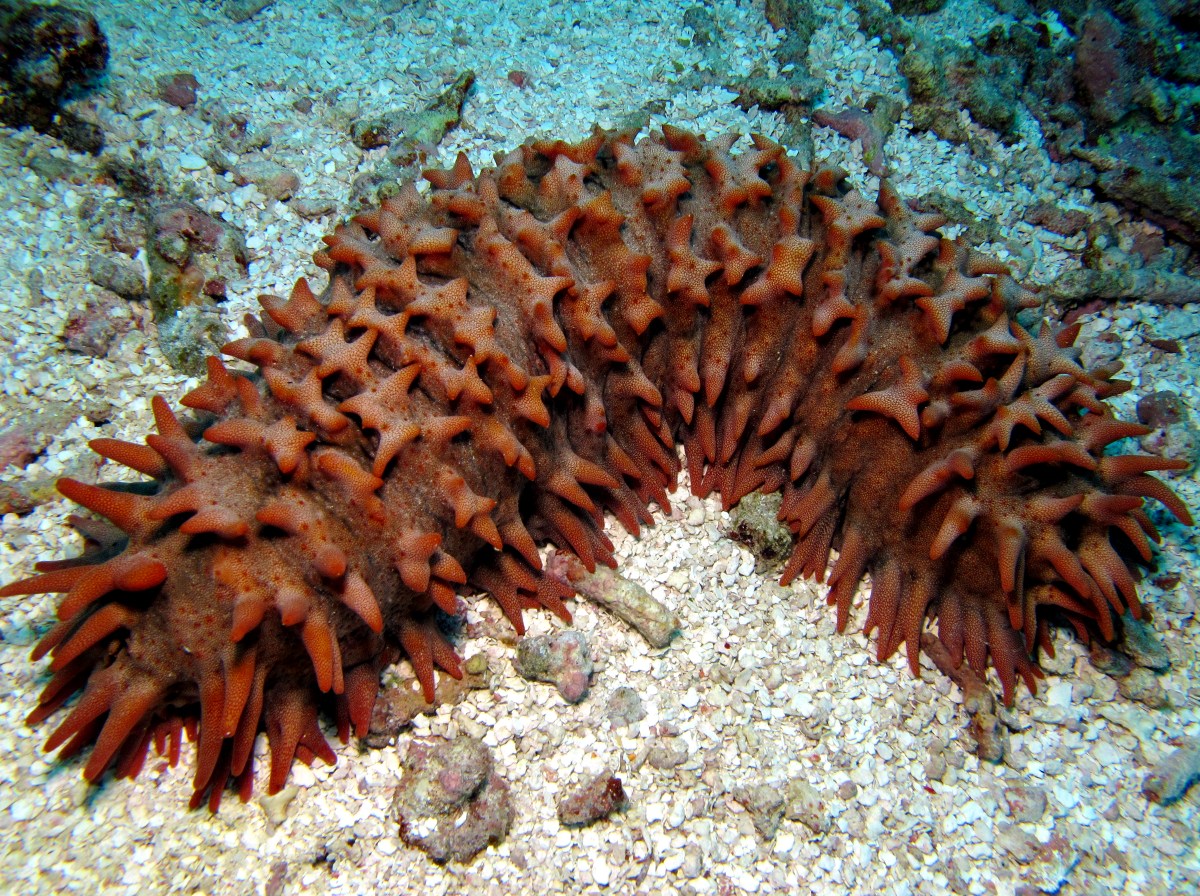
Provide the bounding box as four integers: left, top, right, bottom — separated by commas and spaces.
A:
2, 127, 1190, 810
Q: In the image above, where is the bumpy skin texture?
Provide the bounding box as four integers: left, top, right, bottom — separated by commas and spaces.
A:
3, 127, 1191, 810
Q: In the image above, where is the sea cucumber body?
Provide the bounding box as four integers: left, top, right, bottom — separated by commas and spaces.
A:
3, 127, 1188, 809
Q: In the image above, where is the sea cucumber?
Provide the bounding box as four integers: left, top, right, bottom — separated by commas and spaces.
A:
2, 126, 1190, 811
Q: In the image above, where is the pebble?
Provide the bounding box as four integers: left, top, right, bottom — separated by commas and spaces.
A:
1004, 786, 1048, 823
231, 159, 301, 200
1121, 614, 1172, 672
734, 783, 785, 839
1118, 668, 1169, 709
1144, 737, 1200, 804
606, 686, 646, 727
784, 779, 829, 833
557, 772, 628, 827
514, 631, 594, 703
179, 153, 208, 171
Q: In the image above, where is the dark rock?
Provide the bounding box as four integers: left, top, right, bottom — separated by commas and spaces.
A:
0, 1, 108, 151
892, 0, 946, 12
682, 6, 718, 47
557, 771, 628, 827
853, 0, 1200, 246
1089, 644, 1134, 678
764, 0, 817, 61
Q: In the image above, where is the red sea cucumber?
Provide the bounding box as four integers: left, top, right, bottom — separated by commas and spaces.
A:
2, 127, 1190, 810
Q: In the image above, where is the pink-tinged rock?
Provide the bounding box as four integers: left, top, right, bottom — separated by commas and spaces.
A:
158, 73, 199, 108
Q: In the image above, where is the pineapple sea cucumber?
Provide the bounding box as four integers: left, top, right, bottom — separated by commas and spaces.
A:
2, 127, 1190, 810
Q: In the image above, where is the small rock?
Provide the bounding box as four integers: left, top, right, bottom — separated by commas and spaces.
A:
158, 72, 199, 108
291, 198, 336, 219
646, 739, 688, 770
213, 109, 269, 154
551, 553, 680, 647
606, 686, 646, 728
147, 201, 247, 330
178, 152, 208, 171
365, 662, 488, 747
259, 785, 298, 825
972, 710, 1009, 763
1024, 201, 1090, 237
837, 780, 858, 801
1155, 307, 1200, 341
87, 254, 145, 298
232, 158, 300, 200
1122, 612, 1171, 672
82, 199, 147, 255
783, 779, 829, 833
392, 736, 513, 863
514, 630, 593, 703
1143, 736, 1200, 805
734, 783, 785, 839
1089, 644, 1135, 678
263, 861, 287, 896
353, 70, 474, 159
1004, 785, 1048, 823
62, 289, 130, 356
156, 305, 227, 376
226, 0, 275, 23
0, 407, 70, 472
1136, 391, 1185, 429
1118, 667, 1169, 708
557, 772, 628, 827
726, 491, 791, 569
1022, 834, 1080, 894
924, 752, 947, 782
